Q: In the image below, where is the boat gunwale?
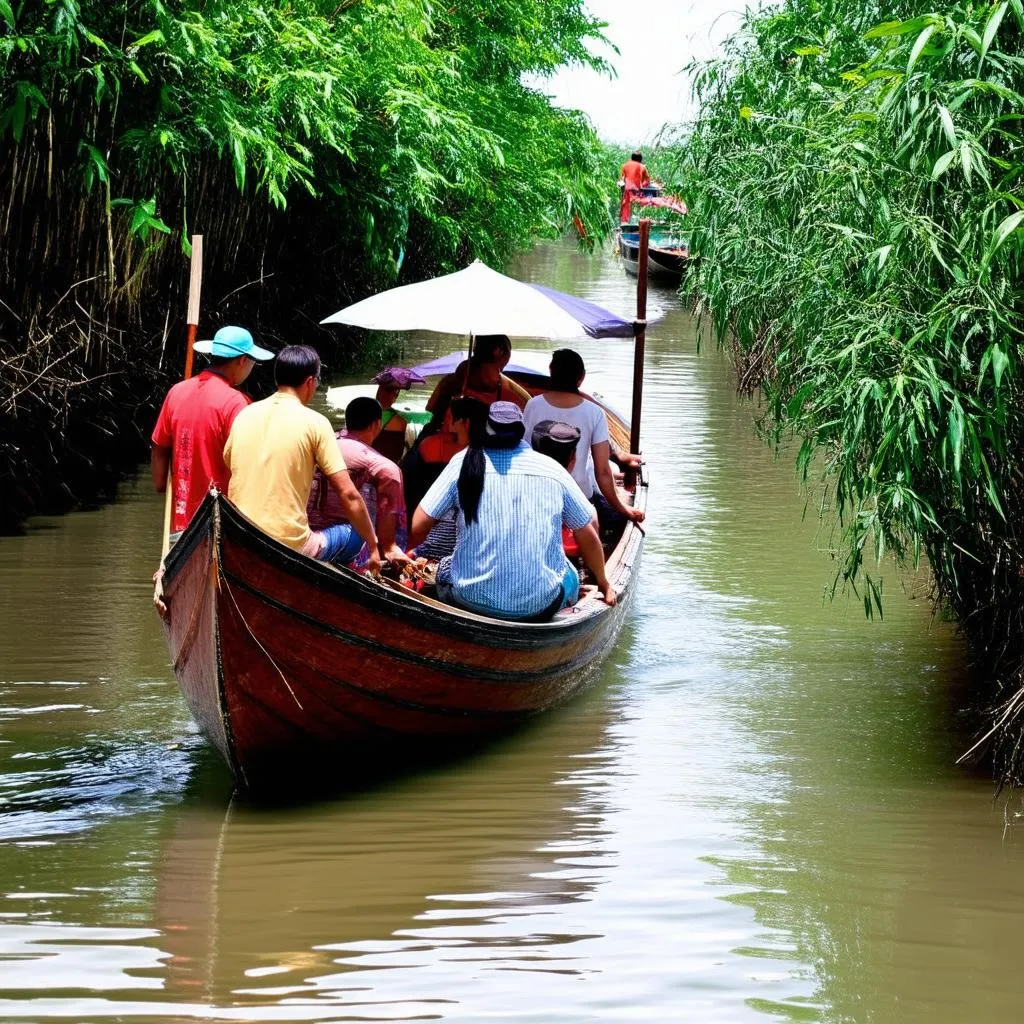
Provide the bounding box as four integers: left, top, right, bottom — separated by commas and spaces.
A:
162, 381, 645, 647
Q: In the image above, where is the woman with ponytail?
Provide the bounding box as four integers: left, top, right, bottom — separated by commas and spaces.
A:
408, 402, 617, 620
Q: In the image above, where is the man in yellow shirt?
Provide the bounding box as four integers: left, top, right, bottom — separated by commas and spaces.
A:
224, 345, 381, 573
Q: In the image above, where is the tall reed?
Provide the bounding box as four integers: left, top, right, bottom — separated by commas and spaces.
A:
677, 0, 1024, 781
0, 0, 615, 527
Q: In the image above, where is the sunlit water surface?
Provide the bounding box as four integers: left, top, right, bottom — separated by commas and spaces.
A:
0, 239, 1021, 1023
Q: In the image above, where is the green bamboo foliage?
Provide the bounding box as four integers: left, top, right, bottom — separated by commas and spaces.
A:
0, 0, 615, 527
679, 0, 1024, 779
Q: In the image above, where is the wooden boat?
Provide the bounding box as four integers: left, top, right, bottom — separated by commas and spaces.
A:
619, 227, 688, 284
159, 391, 646, 794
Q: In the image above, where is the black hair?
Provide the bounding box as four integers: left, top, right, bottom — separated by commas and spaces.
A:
631, 150, 643, 162
449, 396, 489, 429
274, 344, 321, 388
549, 348, 585, 393
469, 334, 512, 368
209, 354, 236, 369
457, 411, 525, 525
345, 396, 383, 431
532, 421, 578, 469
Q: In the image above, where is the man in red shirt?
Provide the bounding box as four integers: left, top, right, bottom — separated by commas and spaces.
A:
619, 150, 651, 223
151, 325, 273, 539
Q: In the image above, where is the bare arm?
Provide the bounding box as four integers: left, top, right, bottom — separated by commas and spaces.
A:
426, 373, 457, 414
609, 440, 643, 470
376, 510, 410, 566
592, 441, 645, 523
572, 520, 616, 606
409, 506, 439, 550
327, 470, 380, 572
151, 446, 171, 493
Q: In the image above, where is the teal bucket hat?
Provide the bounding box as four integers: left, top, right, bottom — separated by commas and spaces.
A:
193, 325, 274, 361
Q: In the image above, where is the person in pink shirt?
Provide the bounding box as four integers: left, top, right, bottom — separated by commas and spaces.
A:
307, 397, 410, 566
151, 325, 273, 540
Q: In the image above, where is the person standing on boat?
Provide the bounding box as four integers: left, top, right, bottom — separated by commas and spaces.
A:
151, 325, 274, 543
223, 345, 381, 571
408, 402, 616, 619
522, 349, 645, 528
371, 367, 423, 463
307, 397, 410, 567
424, 335, 528, 432
619, 150, 651, 224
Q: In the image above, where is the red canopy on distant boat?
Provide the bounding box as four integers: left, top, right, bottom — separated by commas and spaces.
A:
630, 194, 688, 216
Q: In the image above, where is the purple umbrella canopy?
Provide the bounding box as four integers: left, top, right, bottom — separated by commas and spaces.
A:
407, 351, 549, 379
371, 366, 426, 389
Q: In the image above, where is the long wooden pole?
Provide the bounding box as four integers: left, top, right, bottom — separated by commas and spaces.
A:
160, 234, 204, 559
629, 218, 650, 457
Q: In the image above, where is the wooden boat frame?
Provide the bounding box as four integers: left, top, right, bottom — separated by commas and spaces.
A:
159, 391, 647, 793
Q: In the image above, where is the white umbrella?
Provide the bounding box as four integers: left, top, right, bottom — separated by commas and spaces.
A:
320, 260, 635, 340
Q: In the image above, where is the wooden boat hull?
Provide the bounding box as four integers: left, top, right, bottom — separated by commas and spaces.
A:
618, 230, 688, 284
160, 473, 646, 793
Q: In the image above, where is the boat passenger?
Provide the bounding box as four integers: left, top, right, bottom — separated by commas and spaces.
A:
424, 335, 528, 432
402, 396, 489, 560
223, 344, 381, 572
371, 367, 418, 463
306, 397, 410, 567
409, 402, 616, 619
151, 325, 273, 544
522, 349, 645, 529
531, 419, 587, 559
619, 150, 651, 223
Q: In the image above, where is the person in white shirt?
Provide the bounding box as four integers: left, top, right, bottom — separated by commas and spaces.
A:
522, 349, 644, 527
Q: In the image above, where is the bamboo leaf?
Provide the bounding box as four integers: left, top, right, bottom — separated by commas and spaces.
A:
937, 103, 956, 146
991, 344, 1009, 389
932, 149, 956, 177
130, 30, 166, 50
865, 15, 943, 39
982, 210, 1024, 269
908, 24, 937, 73
959, 141, 972, 184
980, 2, 1008, 69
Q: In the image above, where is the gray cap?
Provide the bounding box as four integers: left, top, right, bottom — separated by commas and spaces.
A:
531, 419, 581, 447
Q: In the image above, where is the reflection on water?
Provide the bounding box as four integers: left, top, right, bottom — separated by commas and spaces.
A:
0, 238, 1021, 1022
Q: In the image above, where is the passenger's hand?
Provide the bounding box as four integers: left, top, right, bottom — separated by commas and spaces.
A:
619, 451, 644, 469
365, 547, 382, 576
625, 506, 645, 524
385, 544, 412, 567
598, 578, 617, 607
152, 566, 168, 618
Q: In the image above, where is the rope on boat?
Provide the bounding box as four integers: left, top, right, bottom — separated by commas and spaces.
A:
219, 571, 305, 713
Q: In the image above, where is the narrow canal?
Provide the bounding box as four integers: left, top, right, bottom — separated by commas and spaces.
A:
0, 239, 1021, 1022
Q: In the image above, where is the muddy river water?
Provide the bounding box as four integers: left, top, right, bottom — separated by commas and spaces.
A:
0, 239, 1022, 1022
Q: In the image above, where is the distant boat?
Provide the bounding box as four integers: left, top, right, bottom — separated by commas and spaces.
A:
618, 227, 688, 284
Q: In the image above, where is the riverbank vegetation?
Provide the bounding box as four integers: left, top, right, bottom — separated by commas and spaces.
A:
677, 0, 1024, 781
0, 0, 613, 529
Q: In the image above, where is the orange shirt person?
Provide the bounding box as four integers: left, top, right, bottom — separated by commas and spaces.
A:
619, 150, 651, 223
424, 334, 528, 431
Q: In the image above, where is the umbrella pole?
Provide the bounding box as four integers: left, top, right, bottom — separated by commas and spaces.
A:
629, 219, 650, 460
